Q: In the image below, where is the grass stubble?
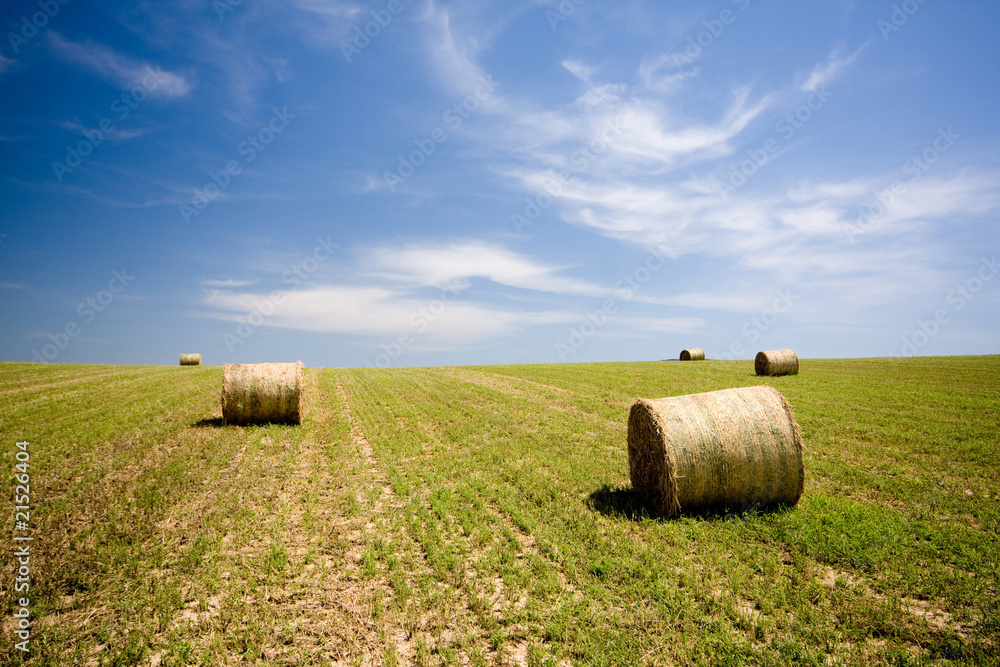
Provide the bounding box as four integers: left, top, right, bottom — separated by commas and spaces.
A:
0, 356, 996, 665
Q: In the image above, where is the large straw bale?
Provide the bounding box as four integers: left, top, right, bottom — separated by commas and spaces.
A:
222, 362, 304, 425
627, 385, 804, 516
755, 349, 799, 376
679, 348, 705, 361
179, 353, 202, 366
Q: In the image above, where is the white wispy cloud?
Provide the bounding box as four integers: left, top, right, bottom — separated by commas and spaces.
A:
420, 1, 506, 111
373, 5, 1000, 329
401, 2, 773, 183
57, 120, 146, 142
291, 0, 362, 22
555, 170, 1000, 259
48, 32, 191, 98
286, 0, 363, 49
562, 59, 596, 84
3, 173, 194, 209
362, 241, 617, 297
638, 52, 698, 93
800, 42, 870, 93
203, 285, 579, 340
505, 83, 775, 180
201, 278, 260, 288
198, 239, 689, 339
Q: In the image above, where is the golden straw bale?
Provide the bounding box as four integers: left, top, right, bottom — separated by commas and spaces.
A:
222, 362, 304, 425
755, 349, 799, 376
627, 385, 804, 516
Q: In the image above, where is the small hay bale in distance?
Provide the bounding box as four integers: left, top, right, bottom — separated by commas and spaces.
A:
755, 349, 799, 376
679, 347, 705, 361
179, 353, 202, 366
627, 385, 804, 517
222, 361, 304, 425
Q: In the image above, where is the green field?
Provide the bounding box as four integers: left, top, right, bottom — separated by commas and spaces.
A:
1, 357, 997, 666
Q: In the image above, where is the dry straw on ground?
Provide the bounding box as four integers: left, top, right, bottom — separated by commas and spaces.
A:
222, 361, 304, 425
179, 353, 202, 366
627, 385, 804, 516
755, 349, 799, 376
679, 348, 705, 361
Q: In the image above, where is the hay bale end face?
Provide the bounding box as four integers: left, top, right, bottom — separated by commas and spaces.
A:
627, 385, 804, 516
222, 362, 304, 425
679, 347, 705, 361
179, 353, 202, 366
755, 349, 799, 376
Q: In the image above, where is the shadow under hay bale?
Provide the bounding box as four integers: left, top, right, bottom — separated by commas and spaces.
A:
755, 349, 799, 376
627, 385, 804, 517
222, 361, 303, 425
587, 485, 652, 521
679, 347, 705, 361
179, 353, 202, 366
588, 484, 799, 522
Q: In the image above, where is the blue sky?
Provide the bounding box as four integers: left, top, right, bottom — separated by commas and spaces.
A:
1, 0, 998, 368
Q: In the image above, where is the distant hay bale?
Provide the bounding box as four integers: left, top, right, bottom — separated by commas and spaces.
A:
679, 347, 705, 361
179, 353, 202, 366
222, 362, 304, 425
755, 349, 799, 376
627, 385, 804, 517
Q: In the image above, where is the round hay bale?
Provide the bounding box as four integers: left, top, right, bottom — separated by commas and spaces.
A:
179, 353, 202, 366
679, 347, 705, 361
755, 349, 799, 376
627, 385, 804, 516
222, 362, 304, 425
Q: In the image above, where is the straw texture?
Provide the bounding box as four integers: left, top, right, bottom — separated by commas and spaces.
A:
627, 385, 804, 516
179, 353, 202, 366
222, 362, 304, 425
679, 348, 705, 361
755, 349, 799, 376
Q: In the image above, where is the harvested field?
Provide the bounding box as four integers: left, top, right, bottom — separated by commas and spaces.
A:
0, 357, 997, 665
